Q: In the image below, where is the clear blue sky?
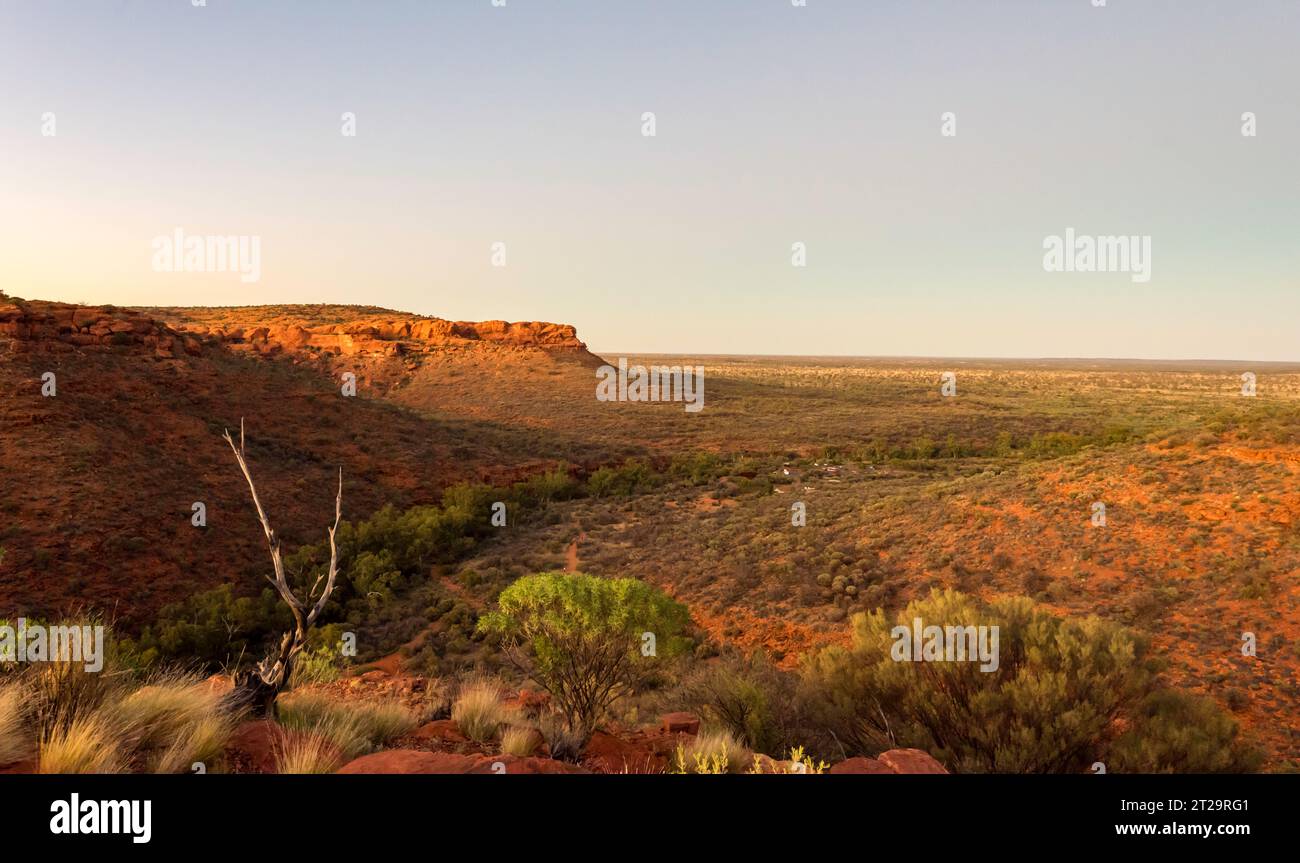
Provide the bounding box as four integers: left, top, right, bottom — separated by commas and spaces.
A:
2, 1, 1297, 359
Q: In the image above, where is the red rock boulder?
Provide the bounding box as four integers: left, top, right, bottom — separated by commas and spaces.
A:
660, 712, 700, 735
877, 748, 948, 774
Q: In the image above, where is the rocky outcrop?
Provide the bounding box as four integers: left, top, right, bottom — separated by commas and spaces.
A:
224, 720, 289, 774
163, 310, 589, 359
333, 745, 949, 776
829, 749, 949, 774
0, 295, 592, 365
876, 748, 949, 773
336, 750, 478, 774
827, 757, 897, 774
336, 749, 590, 774
660, 712, 701, 735
581, 729, 686, 774
0, 296, 201, 358
409, 720, 469, 747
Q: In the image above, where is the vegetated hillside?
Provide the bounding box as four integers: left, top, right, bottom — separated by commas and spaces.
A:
0, 295, 594, 625
146, 302, 644, 467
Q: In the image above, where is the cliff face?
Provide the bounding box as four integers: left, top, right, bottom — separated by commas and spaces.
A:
146, 305, 591, 360
186, 317, 587, 358
0, 297, 202, 358
0, 297, 592, 362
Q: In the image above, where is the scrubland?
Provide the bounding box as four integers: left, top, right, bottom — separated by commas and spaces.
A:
3, 300, 1297, 772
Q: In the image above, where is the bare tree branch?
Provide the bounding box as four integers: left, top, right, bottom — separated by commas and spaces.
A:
220, 418, 343, 717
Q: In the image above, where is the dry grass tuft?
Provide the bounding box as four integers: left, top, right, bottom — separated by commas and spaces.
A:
277, 693, 416, 759
274, 732, 344, 774
673, 729, 751, 775
452, 678, 516, 743
0, 679, 31, 765
39, 713, 124, 774
500, 725, 540, 757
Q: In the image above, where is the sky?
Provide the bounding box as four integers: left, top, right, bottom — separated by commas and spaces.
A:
1, 0, 1297, 359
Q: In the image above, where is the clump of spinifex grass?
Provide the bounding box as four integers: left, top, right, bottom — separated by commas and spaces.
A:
276, 692, 417, 760
39, 713, 125, 774
0, 679, 32, 765
451, 678, 518, 744
274, 732, 344, 775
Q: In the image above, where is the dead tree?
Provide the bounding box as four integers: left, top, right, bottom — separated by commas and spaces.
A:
220, 418, 342, 717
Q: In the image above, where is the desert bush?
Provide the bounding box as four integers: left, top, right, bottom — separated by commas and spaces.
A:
512, 468, 581, 506
1108, 690, 1263, 774
669, 452, 724, 485
132, 471, 585, 669
677, 651, 804, 755
478, 572, 692, 743
126, 584, 288, 669
800, 588, 1240, 773
288, 645, 345, 687
538, 710, 586, 762
587, 458, 657, 497
910, 437, 937, 459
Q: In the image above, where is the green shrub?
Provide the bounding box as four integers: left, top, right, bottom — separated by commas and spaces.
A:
677, 651, 802, 755
1108, 690, 1262, 773
669, 452, 724, 485
478, 571, 691, 741
587, 459, 656, 497
288, 645, 345, 688
132, 471, 577, 669
801, 589, 1249, 773
125, 584, 288, 669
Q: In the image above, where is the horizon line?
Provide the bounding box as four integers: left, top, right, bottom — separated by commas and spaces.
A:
587, 350, 1300, 367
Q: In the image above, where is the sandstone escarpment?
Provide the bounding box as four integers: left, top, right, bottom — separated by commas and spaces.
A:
148, 304, 591, 361
0, 295, 597, 370
0, 296, 202, 358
